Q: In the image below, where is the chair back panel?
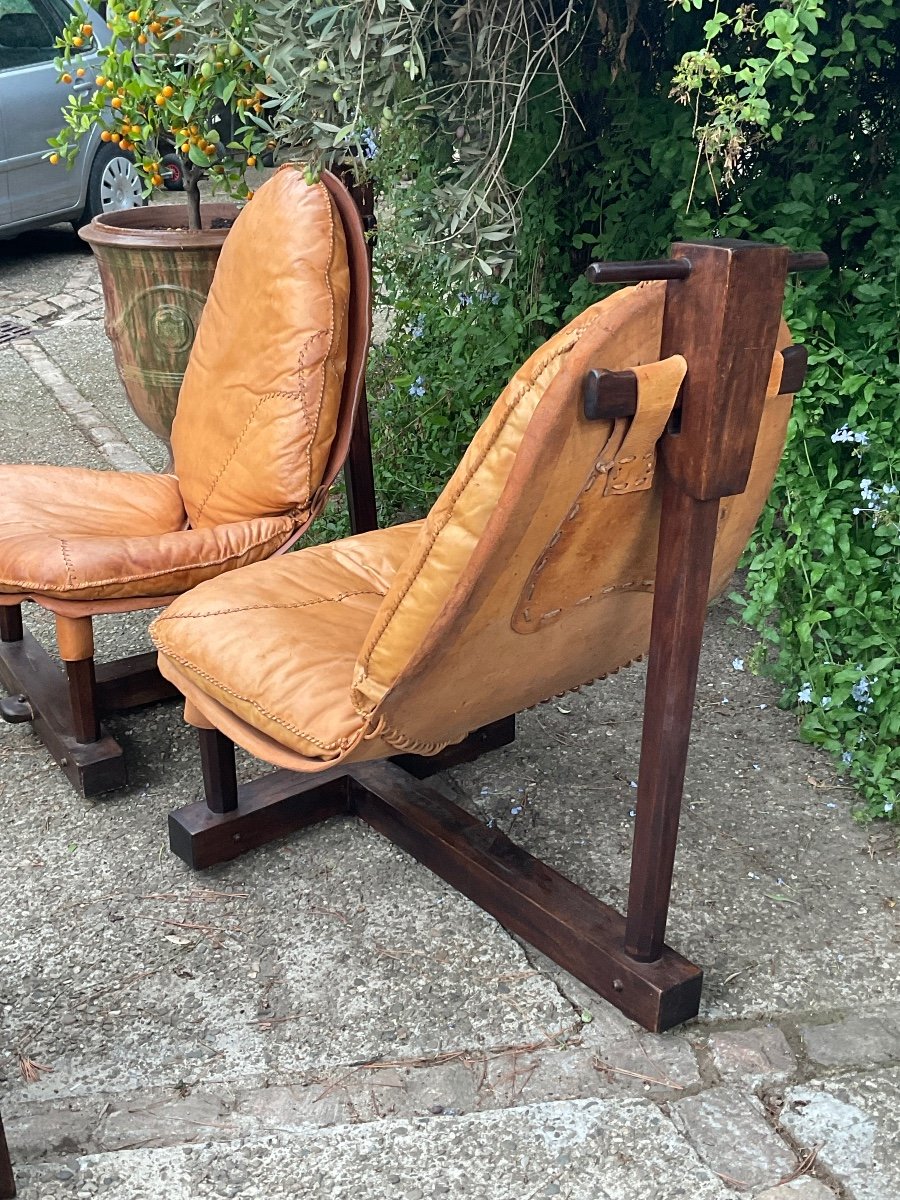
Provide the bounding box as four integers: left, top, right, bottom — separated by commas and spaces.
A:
171, 166, 351, 529
352, 283, 793, 749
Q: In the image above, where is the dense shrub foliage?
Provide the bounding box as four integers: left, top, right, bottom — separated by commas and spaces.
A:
182, 0, 900, 820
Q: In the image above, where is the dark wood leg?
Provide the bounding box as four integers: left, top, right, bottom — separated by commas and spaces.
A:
169, 766, 351, 870
0, 1109, 15, 1199
344, 393, 379, 535
199, 727, 239, 814
0, 628, 125, 796
65, 657, 100, 745
0, 606, 22, 644
351, 761, 702, 1032
624, 482, 720, 961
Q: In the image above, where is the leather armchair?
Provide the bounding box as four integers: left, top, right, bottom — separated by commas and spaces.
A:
0, 165, 373, 795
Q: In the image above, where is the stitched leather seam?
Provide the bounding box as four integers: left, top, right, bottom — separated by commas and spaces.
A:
356, 305, 617, 682
303, 190, 338, 504
191, 391, 298, 524
59, 539, 77, 588
154, 588, 383, 622
153, 642, 354, 751
0, 525, 290, 594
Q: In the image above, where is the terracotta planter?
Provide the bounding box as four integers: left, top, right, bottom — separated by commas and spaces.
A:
79, 203, 240, 442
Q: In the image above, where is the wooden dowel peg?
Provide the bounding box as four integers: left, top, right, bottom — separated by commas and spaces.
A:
583, 344, 810, 423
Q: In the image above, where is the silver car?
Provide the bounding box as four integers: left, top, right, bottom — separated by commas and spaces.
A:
0, 0, 144, 238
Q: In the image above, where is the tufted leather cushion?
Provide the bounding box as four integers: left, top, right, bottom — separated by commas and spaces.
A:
152, 524, 422, 760
0, 464, 293, 601
171, 165, 351, 529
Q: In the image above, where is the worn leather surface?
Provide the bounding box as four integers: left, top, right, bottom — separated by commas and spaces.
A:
0, 166, 362, 605
155, 283, 793, 770
152, 524, 421, 761
171, 166, 351, 529
0, 463, 293, 599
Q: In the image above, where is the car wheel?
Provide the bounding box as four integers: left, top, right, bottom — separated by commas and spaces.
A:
75, 143, 146, 228
160, 152, 185, 191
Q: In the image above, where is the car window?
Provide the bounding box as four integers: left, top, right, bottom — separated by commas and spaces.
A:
0, 0, 68, 71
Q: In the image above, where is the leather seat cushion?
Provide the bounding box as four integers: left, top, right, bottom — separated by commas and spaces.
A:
170, 166, 351, 530
151, 524, 422, 760
0, 464, 293, 601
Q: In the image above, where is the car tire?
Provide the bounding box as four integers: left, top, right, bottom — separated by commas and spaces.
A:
160, 152, 184, 191
75, 142, 146, 229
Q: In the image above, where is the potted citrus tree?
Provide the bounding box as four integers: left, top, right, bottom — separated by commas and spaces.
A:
50, 1, 271, 441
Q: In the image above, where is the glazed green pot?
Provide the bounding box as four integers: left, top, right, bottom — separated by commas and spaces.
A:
79, 202, 240, 443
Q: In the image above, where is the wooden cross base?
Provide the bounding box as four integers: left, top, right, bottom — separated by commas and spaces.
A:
168, 718, 702, 1034
0, 621, 178, 798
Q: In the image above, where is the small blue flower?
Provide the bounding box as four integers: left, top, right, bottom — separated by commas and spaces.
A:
732, 657, 744, 671
841, 750, 853, 764
821, 695, 832, 709
797, 683, 813, 704
408, 376, 426, 398
851, 676, 872, 707
831, 425, 869, 445
457, 292, 473, 307
360, 127, 378, 160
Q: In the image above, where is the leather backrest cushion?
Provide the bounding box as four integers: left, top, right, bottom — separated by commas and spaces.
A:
171, 166, 350, 529
351, 297, 616, 713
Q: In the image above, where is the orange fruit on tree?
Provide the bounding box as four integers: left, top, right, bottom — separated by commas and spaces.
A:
110, 132, 121, 142
76, 67, 85, 77
246, 155, 256, 167
155, 93, 165, 105
81, 22, 92, 35
49, 153, 60, 164
110, 96, 122, 108
100, 129, 111, 141
149, 20, 161, 33
61, 72, 73, 83
128, 10, 140, 22
181, 141, 189, 152
95, 75, 105, 85
162, 85, 174, 98
151, 173, 163, 186
137, 33, 147, 43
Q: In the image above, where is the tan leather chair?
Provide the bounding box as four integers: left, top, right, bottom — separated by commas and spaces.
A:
0, 165, 373, 796
151, 245, 804, 1033
153, 281, 790, 773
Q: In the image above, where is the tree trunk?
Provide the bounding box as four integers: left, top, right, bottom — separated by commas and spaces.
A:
182, 158, 203, 231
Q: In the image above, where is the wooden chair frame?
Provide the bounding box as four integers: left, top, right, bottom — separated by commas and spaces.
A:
0, 172, 381, 798
0, 1108, 14, 1198
164, 238, 824, 1032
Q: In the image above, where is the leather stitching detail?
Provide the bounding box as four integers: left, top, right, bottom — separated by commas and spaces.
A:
59, 539, 77, 588
153, 641, 357, 752
191, 391, 298, 524
154, 588, 384, 622
0, 524, 291, 595
302, 192, 338, 505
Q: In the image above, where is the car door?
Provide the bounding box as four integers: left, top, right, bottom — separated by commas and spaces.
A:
0, 0, 93, 224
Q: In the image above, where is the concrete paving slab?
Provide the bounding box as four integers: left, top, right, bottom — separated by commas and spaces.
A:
778, 1069, 900, 1200
13, 1096, 734, 1200
35, 323, 168, 473
0, 345, 99, 470
449, 611, 900, 1024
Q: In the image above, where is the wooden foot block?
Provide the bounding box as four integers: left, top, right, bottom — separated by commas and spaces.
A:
0, 629, 126, 797
169, 767, 352, 870
351, 761, 702, 1033
391, 715, 516, 780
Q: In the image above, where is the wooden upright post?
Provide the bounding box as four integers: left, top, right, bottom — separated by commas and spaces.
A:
624, 240, 791, 962
0, 1108, 14, 1199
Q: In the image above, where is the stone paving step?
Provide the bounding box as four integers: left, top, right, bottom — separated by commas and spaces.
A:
13, 1095, 734, 1200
